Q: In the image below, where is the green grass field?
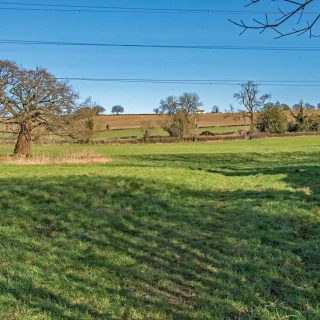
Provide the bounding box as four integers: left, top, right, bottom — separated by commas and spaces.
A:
93, 126, 244, 140
0, 136, 319, 319
198, 125, 245, 134
0, 126, 244, 143
94, 127, 169, 139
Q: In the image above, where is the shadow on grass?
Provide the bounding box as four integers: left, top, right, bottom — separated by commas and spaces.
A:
0, 155, 319, 319
117, 151, 320, 170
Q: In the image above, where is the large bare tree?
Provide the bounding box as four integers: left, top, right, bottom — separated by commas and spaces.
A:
231, 0, 320, 37
158, 93, 202, 116
0, 61, 90, 156
158, 96, 179, 115
234, 81, 270, 134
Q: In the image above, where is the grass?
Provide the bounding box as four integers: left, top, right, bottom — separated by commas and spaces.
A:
199, 125, 245, 134
0, 136, 319, 319
94, 127, 169, 139
0, 132, 15, 141
93, 126, 244, 140
0, 126, 244, 144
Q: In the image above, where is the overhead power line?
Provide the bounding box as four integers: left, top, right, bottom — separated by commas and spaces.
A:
0, 1, 318, 15
1, 39, 320, 52
57, 77, 320, 87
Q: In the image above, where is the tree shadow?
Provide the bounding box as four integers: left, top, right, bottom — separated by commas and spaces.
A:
0, 162, 319, 318
115, 151, 320, 171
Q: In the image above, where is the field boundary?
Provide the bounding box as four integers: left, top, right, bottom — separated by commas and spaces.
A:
1, 131, 319, 147
90, 131, 320, 145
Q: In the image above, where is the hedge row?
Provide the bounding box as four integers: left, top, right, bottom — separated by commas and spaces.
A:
90, 131, 320, 145
1, 131, 319, 146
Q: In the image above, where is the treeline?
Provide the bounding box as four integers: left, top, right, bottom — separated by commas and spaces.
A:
223, 101, 320, 114
154, 81, 320, 138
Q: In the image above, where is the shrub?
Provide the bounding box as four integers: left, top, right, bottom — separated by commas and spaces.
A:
288, 106, 320, 132
308, 116, 320, 132
256, 106, 288, 134
141, 121, 153, 140
161, 111, 195, 138
287, 121, 300, 133
292, 106, 309, 131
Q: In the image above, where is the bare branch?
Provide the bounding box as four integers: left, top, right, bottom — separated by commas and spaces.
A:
230, 0, 320, 38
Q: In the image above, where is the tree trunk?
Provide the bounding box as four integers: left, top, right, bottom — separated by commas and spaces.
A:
14, 123, 31, 156
249, 122, 255, 134
249, 114, 255, 134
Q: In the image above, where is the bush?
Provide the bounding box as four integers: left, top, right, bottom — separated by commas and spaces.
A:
288, 106, 320, 132
141, 121, 153, 140
287, 122, 300, 133
291, 107, 309, 132
200, 131, 215, 136
256, 106, 288, 134
308, 116, 320, 132
161, 111, 195, 138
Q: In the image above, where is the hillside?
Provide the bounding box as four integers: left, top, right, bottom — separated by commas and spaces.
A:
94, 113, 246, 130
94, 110, 320, 130
1, 111, 319, 135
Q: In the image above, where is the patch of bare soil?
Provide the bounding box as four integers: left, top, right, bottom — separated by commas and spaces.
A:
0, 152, 112, 165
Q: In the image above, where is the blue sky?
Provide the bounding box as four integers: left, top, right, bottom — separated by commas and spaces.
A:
0, 0, 319, 113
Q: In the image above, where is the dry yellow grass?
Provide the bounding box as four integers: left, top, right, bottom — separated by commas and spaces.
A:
0, 151, 112, 165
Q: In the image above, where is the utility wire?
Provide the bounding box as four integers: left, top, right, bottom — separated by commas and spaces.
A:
57, 77, 320, 87
0, 1, 318, 15
1, 39, 320, 52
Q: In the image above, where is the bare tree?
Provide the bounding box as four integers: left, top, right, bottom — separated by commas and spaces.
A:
305, 102, 316, 110
0, 61, 100, 155
228, 104, 235, 113
231, 0, 320, 37
0, 61, 82, 156
153, 107, 160, 115
179, 93, 203, 115
234, 81, 270, 134
158, 96, 179, 115
158, 93, 202, 116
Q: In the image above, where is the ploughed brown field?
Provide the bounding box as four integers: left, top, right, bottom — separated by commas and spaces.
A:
1, 111, 319, 133
93, 110, 320, 130
0, 113, 246, 132
94, 113, 244, 130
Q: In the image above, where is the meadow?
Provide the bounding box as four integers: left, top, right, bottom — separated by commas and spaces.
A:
0, 126, 244, 145
93, 126, 244, 140
0, 136, 319, 319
